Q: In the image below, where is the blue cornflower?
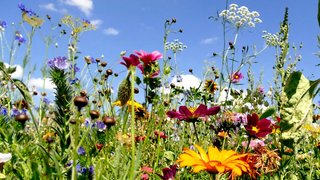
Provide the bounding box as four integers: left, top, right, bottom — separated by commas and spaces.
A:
11, 108, 19, 117
77, 146, 86, 156
0, 20, 6, 30
84, 118, 91, 127
42, 98, 51, 105
0, 106, 8, 116
95, 121, 106, 132
66, 160, 73, 167
69, 78, 79, 85
18, 3, 36, 16
89, 165, 94, 175
15, 31, 26, 44
70, 64, 80, 73
76, 164, 87, 174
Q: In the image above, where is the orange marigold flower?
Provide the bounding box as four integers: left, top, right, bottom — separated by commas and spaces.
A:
176, 144, 251, 179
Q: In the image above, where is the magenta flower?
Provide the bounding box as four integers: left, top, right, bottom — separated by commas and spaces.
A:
137, 64, 160, 78
121, 54, 140, 69
244, 113, 273, 138
135, 50, 162, 65
231, 71, 244, 83
157, 165, 177, 180
167, 104, 220, 123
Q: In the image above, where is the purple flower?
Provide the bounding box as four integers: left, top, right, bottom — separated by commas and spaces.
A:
15, 31, 26, 44
0, 106, 8, 116
66, 160, 73, 167
95, 121, 106, 132
76, 164, 87, 174
48, 56, 69, 70
42, 98, 51, 105
18, 3, 36, 16
0, 20, 6, 30
70, 64, 80, 73
78, 146, 86, 155
89, 165, 94, 175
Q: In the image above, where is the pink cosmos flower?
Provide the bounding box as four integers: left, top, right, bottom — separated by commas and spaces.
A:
137, 64, 160, 78
231, 71, 244, 83
121, 54, 140, 69
166, 104, 220, 123
135, 50, 162, 65
242, 139, 266, 149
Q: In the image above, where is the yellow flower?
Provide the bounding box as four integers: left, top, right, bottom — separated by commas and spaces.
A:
177, 144, 251, 178
113, 100, 143, 109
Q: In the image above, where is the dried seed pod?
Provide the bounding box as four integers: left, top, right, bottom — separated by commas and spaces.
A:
103, 116, 116, 128
73, 96, 88, 110
100, 61, 107, 67
90, 110, 100, 120
15, 113, 29, 124
106, 69, 113, 76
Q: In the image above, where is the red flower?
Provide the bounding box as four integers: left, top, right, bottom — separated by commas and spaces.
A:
135, 50, 162, 65
154, 130, 168, 139
244, 113, 273, 138
121, 54, 140, 68
157, 164, 177, 180
231, 71, 244, 83
166, 104, 220, 123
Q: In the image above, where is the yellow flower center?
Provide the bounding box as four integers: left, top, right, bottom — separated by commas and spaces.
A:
189, 107, 197, 114
252, 126, 260, 133
234, 75, 239, 79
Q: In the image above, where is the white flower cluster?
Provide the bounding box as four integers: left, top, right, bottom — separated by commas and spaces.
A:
165, 39, 187, 53
262, 31, 281, 46
219, 4, 262, 29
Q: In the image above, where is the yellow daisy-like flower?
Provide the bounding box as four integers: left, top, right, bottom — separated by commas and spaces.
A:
177, 144, 251, 179
113, 100, 143, 109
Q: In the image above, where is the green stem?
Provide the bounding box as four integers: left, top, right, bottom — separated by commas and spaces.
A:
71, 111, 80, 180
129, 66, 136, 180
192, 122, 199, 142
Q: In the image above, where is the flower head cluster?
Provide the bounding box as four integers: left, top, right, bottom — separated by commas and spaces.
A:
177, 144, 251, 179
219, 4, 262, 29
165, 39, 187, 53
157, 164, 177, 180
262, 31, 282, 46
0, 20, 6, 31
167, 104, 220, 123
47, 56, 69, 70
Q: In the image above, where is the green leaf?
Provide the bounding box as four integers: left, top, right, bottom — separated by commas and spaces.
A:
280, 71, 320, 147
260, 107, 276, 119
6, 66, 16, 74
12, 78, 33, 107
0, 173, 6, 179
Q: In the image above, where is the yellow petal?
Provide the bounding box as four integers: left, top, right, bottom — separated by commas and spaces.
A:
215, 165, 226, 173
208, 146, 220, 161
195, 144, 209, 162
193, 165, 207, 173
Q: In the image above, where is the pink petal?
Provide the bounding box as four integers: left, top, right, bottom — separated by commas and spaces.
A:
194, 104, 208, 116
206, 106, 220, 115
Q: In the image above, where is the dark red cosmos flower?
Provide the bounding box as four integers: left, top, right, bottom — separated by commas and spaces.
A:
157, 165, 177, 180
121, 54, 140, 69
244, 113, 273, 138
166, 104, 220, 123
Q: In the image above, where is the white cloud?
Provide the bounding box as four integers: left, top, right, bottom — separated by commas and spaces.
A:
3, 63, 23, 79
103, 27, 119, 36
28, 78, 56, 91
201, 37, 218, 45
40, 3, 58, 11
90, 19, 103, 29
62, 0, 93, 16
171, 74, 201, 89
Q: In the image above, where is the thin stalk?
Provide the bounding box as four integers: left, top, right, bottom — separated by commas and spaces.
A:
71, 111, 81, 180
192, 122, 199, 142
129, 66, 136, 180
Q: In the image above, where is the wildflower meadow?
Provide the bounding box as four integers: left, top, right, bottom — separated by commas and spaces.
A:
0, 1, 320, 180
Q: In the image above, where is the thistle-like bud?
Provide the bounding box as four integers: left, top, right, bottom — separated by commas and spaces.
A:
116, 74, 131, 106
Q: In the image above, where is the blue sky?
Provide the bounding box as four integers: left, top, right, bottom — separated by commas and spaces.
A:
0, 0, 319, 100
